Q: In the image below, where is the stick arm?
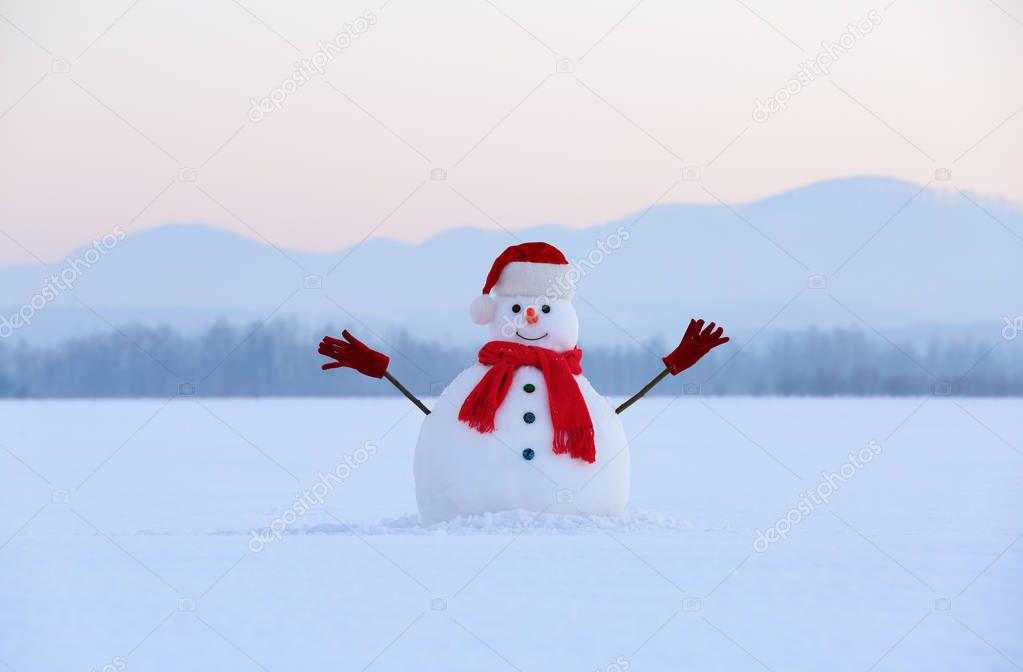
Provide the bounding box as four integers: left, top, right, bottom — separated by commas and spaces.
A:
383, 371, 431, 415
614, 318, 729, 414
318, 329, 431, 415
615, 366, 671, 415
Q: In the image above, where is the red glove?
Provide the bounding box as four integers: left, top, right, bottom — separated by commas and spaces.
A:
318, 330, 390, 378
663, 319, 729, 375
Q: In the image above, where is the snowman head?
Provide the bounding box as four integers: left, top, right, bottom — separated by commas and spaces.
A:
469, 242, 579, 351
487, 295, 579, 351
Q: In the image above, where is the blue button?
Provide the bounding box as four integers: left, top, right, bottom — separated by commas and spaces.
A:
523, 412, 535, 424
522, 448, 535, 460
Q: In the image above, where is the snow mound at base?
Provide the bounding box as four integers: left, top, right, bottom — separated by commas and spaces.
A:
297, 509, 696, 536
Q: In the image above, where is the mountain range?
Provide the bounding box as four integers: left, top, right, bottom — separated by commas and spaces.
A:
2, 176, 1021, 346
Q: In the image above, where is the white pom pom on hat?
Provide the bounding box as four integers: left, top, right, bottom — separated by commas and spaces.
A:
469, 242, 574, 324
469, 294, 496, 325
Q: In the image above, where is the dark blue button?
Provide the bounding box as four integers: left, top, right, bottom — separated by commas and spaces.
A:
522, 448, 535, 460
523, 412, 535, 424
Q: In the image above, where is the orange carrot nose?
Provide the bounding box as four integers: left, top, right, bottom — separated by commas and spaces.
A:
525, 306, 539, 324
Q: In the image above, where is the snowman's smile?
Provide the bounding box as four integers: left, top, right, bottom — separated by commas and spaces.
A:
515, 331, 548, 341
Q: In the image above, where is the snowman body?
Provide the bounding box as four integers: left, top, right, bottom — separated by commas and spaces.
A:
405, 241, 637, 523
414, 363, 630, 523
412, 272, 631, 523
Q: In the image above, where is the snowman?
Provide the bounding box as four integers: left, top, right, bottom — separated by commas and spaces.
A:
318, 242, 728, 523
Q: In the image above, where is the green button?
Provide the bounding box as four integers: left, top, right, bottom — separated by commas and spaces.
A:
523, 383, 535, 393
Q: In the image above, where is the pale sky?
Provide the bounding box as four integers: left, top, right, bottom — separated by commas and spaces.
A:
1, 0, 1021, 263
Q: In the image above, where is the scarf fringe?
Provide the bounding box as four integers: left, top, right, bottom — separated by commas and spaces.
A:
457, 386, 498, 433
553, 426, 596, 463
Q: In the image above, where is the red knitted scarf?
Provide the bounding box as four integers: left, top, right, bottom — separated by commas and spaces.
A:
458, 341, 596, 463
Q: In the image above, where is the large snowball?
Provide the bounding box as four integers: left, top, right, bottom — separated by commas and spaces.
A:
414, 363, 630, 523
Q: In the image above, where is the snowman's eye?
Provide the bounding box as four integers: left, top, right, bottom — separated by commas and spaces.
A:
541, 304, 551, 313
512, 304, 521, 313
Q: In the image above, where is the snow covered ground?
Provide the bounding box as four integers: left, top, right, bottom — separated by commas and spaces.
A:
1, 396, 1021, 671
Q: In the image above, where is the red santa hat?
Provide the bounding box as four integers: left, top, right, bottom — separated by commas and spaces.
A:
469, 242, 575, 324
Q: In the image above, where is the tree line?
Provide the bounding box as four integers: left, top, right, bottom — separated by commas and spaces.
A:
0, 321, 1019, 398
